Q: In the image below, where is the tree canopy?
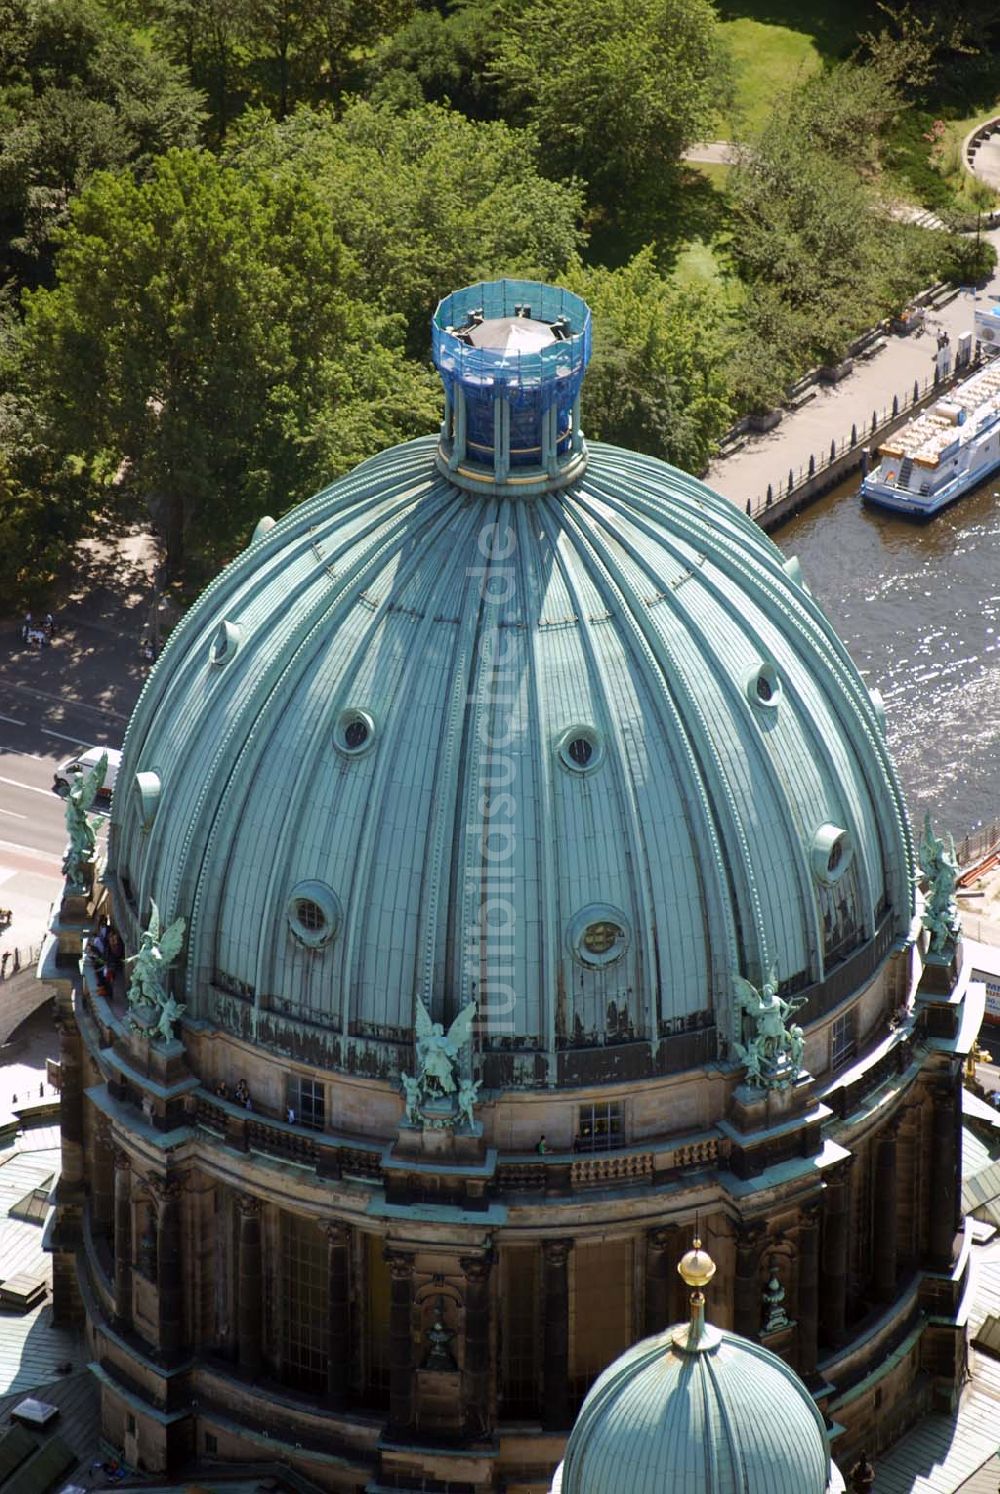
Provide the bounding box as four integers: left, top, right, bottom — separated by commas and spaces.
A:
15, 148, 439, 576
491, 0, 727, 209
0, 0, 204, 285
223, 101, 587, 349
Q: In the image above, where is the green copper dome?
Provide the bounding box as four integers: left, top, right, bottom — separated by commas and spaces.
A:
554, 1323, 838, 1494
107, 280, 913, 1087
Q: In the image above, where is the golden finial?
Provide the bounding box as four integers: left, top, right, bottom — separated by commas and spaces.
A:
674, 1235, 719, 1352
678, 1236, 716, 1291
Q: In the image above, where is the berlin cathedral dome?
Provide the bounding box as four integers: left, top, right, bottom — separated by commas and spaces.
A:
111, 280, 911, 1088
46, 279, 980, 1493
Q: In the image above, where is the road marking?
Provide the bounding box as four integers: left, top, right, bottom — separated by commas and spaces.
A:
0, 712, 26, 727
0, 774, 57, 799
0, 745, 43, 760
41, 728, 89, 747
0, 807, 26, 820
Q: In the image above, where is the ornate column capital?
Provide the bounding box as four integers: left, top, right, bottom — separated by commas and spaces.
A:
734, 1216, 767, 1246
148, 1175, 183, 1206
648, 1226, 677, 1253
325, 1221, 350, 1247
542, 1238, 573, 1269
799, 1198, 823, 1231
236, 1192, 261, 1219
460, 1253, 493, 1284
384, 1248, 414, 1281
113, 1148, 132, 1173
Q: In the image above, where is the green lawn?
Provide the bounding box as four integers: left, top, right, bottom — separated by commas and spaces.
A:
714, 0, 882, 141
717, 18, 821, 138
714, 0, 871, 60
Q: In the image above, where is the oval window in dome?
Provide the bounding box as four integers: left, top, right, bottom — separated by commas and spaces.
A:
334, 708, 376, 757
745, 660, 781, 710
811, 824, 853, 885
568, 904, 629, 969
209, 620, 242, 668
557, 724, 604, 775
287, 880, 341, 949
133, 770, 162, 832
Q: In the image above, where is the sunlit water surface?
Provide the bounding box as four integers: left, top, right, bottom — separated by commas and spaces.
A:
776, 474, 1000, 838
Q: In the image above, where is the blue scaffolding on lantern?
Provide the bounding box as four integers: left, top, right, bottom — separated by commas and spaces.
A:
432, 278, 592, 496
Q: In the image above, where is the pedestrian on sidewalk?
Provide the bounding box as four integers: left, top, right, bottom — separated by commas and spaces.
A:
44, 611, 55, 638
21, 612, 31, 643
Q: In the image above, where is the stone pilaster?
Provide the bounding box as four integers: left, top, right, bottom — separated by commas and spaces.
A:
152, 1177, 184, 1354
385, 1249, 415, 1434
820, 1161, 852, 1348
929, 1079, 960, 1271
644, 1225, 681, 1336
796, 1202, 821, 1380
92, 1117, 114, 1237
733, 1220, 765, 1340
236, 1194, 262, 1374
326, 1223, 351, 1407
113, 1150, 133, 1328
873, 1119, 900, 1302
542, 1239, 572, 1431
461, 1253, 493, 1439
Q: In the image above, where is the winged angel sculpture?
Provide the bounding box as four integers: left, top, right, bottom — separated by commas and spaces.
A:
401, 996, 479, 1125
733, 966, 807, 1089
126, 900, 187, 1042
62, 752, 107, 888
918, 813, 960, 955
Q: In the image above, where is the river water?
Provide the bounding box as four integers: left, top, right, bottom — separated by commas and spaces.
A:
777, 475, 1000, 840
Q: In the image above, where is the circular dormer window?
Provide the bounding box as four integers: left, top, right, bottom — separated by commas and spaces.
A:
745, 660, 781, 709
557, 724, 605, 775
334, 708, 376, 757
811, 824, 853, 885
287, 881, 342, 949
568, 904, 629, 969
209, 620, 242, 668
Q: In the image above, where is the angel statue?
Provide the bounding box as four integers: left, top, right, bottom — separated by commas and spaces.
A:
62, 752, 107, 888
401, 1072, 422, 1125
456, 1076, 482, 1131
126, 900, 186, 1036
414, 996, 477, 1098
918, 813, 960, 955
733, 965, 808, 1089
153, 993, 187, 1044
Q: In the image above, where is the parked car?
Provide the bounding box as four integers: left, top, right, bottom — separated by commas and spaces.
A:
52, 746, 122, 800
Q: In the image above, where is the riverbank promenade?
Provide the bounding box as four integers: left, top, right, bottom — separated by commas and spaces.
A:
706, 228, 1000, 514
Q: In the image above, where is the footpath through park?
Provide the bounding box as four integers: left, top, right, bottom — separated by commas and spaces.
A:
706, 227, 1000, 515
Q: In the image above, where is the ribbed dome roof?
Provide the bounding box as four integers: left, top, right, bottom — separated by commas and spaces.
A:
108, 290, 913, 1089
556, 1325, 834, 1494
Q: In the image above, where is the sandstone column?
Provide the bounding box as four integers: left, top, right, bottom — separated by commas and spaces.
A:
326, 1223, 351, 1407
113, 1151, 132, 1327
873, 1122, 900, 1302
644, 1226, 681, 1336
820, 1163, 851, 1348
385, 1249, 415, 1434
237, 1194, 263, 1374
155, 1179, 184, 1354
542, 1239, 572, 1431
797, 1203, 821, 1379
461, 1253, 493, 1439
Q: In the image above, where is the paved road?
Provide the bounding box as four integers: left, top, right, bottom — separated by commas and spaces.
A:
0, 663, 124, 966
0, 538, 156, 966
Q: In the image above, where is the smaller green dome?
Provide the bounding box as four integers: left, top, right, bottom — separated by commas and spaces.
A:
554, 1324, 839, 1494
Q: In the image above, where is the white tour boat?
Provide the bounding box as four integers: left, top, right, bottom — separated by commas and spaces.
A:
861, 353, 1000, 517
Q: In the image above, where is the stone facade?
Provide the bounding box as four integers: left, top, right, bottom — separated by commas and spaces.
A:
43, 876, 980, 1492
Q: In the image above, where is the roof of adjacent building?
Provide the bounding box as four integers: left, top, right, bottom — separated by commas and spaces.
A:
108, 377, 913, 1085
